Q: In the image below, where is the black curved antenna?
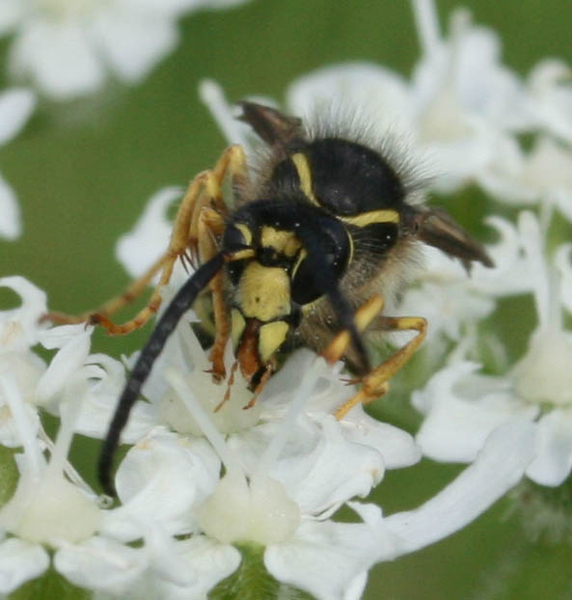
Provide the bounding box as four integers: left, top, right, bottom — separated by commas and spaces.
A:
98, 251, 226, 496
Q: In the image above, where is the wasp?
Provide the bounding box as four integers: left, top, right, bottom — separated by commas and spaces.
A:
48, 102, 493, 495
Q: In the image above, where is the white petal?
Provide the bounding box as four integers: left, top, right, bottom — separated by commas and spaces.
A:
199, 79, 255, 148
102, 432, 220, 540
339, 408, 421, 469
142, 522, 198, 586
9, 19, 105, 100
0, 0, 23, 36
0, 276, 47, 352
413, 361, 538, 462
74, 354, 158, 442
116, 187, 181, 278
158, 536, 240, 599
54, 536, 148, 594
0, 383, 41, 448
471, 215, 533, 296
287, 62, 412, 132
93, 10, 177, 82
525, 59, 572, 144
0, 538, 48, 594
0, 175, 21, 240
526, 409, 572, 486
555, 243, 572, 315
386, 419, 536, 553
38, 323, 92, 350
35, 329, 91, 404
0, 88, 35, 146
230, 417, 385, 518
265, 503, 398, 600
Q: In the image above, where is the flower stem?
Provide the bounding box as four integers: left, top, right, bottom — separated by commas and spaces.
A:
8, 565, 90, 600
210, 544, 313, 600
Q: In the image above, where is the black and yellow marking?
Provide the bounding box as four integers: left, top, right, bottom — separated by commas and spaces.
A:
291, 152, 320, 206
237, 262, 291, 321
260, 226, 302, 257
235, 223, 253, 246
340, 209, 400, 228
259, 320, 290, 362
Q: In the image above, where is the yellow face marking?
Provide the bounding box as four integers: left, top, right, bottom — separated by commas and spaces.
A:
231, 308, 246, 349
238, 262, 291, 321
235, 223, 253, 246
291, 153, 319, 206
228, 248, 256, 261
339, 209, 400, 228
258, 321, 290, 362
260, 226, 301, 257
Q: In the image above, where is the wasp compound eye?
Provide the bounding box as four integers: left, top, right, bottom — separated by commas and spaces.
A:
291, 218, 351, 306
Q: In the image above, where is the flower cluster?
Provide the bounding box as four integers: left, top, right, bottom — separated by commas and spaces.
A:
0, 273, 535, 598
1, 0, 572, 598
0, 0, 250, 100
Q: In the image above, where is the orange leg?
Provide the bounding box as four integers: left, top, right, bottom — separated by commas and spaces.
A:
322, 295, 427, 419
197, 206, 228, 380
44, 145, 248, 337
45, 252, 168, 326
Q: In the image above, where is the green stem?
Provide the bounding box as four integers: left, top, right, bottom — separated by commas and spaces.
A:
210, 543, 313, 600
9, 565, 91, 600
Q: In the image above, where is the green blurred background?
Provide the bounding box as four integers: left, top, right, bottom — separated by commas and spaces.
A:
1, 1, 572, 598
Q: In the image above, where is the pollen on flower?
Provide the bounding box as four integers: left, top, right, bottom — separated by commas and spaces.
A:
197, 471, 301, 546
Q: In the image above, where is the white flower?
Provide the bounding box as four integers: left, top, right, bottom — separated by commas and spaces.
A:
0, 276, 154, 449
94, 353, 535, 599
524, 59, 572, 145
116, 187, 183, 279
0, 88, 35, 240
414, 211, 572, 486
395, 213, 540, 363
0, 276, 48, 446
0, 378, 104, 594
283, 1, 530, 194
0, 0, 250, 100
478, 134, 572, 222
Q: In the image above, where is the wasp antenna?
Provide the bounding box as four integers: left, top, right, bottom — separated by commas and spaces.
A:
237, 101, 303, 147
406, 206, 494, 269
98, 252, 226, 496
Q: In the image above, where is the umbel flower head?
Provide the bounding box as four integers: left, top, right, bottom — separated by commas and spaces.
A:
0, 271, 536, 598
3, 0, 572, 596
414, 211, 572, 487
0, 0, 251, 100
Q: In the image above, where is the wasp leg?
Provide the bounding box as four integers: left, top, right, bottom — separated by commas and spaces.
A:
45, 145, 248, 336
321, 295, 427, 420
322, 295, 385, 366
197, 206, 228, 380
188, 145, 247, 264
330, 311, 427, 420
44, 252, 168, 326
